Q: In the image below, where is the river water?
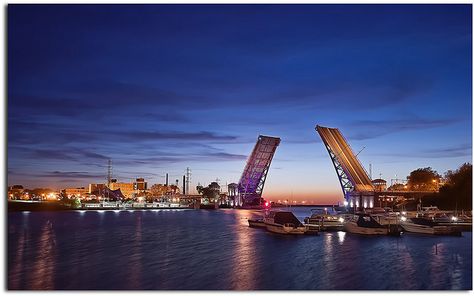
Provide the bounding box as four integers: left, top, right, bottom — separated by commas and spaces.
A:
8, 207, 472, 290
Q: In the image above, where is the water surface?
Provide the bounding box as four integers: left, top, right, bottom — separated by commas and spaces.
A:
8, 208, 472, 290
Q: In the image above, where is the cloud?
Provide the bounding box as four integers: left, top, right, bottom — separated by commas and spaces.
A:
204, 152, 247, 161
265, 75, 433, 110
8, 87, 196, 127
78, 150, 109, 160
8, 146, 109, 163
372, 144, 471, 159
33, 171, 104, 179
9, 116, 240, 146
347, 117, 460, 140
9, 79, 213, 114
420, 144, 471, 158
116, 131, 238, 142
29, 149, 77, 161
117, 151, 248, 165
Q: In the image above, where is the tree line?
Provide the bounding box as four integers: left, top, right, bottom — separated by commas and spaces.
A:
407, 163, 472, 210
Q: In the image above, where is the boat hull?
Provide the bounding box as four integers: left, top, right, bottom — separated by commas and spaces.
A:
438, 222, 472, 232
401, 222, 462, 236
304, 218, 343, 231
344, 221, 389, 235
248, 219, 266, 228
265, 223, 307, 235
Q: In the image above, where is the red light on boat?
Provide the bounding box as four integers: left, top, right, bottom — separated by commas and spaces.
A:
265, 201, 269, 207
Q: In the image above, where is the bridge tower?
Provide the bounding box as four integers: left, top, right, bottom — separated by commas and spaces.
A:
315, 125, 374, 208
237, 135, 281, 206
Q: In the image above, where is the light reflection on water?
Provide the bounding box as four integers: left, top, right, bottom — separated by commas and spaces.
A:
231, 210, 258, 290
337, 231, 345, 244
128, 214, 143, 289
7, 208, 472, 290
9, 228, 26, 289
30, 221, 56, 290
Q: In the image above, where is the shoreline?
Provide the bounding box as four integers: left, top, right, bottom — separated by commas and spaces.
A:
7, 201, 191, 212
7, 200, 340, 212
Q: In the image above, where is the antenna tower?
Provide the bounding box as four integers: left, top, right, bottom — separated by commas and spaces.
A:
107, 159, 112, 187
185, 167, 191, 195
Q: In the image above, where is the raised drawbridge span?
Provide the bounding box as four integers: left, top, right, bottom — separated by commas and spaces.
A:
316, 125, 375, 208
237, 135, 280, 206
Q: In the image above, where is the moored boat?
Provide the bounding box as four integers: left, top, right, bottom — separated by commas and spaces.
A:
304, 208, 344, 231
401, 217, 462, 236
344, 213, 399, 236
265, 211, 317, 235
448, 214, 473, 231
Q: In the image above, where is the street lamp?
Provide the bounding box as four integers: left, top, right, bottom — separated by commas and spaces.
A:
432, 179, 438, 191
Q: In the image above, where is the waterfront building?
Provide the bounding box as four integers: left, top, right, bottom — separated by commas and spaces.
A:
89, 183, 106, 194
227, 183, 238, 197
109, 181, 135, 198
109, 178, 148, 198
90, 187, 125, 201
134, 178, 147, 191
372, 179, 387, 191
149, 184, 180, 197
218, 193, 233, 207
227, 183, 238, 206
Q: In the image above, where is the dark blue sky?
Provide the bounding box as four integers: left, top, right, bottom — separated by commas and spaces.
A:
8, 4, 472, 203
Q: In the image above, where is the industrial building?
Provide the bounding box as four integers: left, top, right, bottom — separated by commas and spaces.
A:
109, 178, 148, 198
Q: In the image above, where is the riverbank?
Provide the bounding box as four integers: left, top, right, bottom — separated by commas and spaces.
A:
8, 200, 72, 212
7, 200, 192, 212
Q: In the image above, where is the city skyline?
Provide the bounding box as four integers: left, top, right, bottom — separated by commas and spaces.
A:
8, 4, 472, 204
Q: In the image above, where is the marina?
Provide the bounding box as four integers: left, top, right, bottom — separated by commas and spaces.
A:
249, 206, 471, 236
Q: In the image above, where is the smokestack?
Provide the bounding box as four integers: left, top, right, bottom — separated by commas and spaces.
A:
166, 173, 169, 186
183, 175, 186, 196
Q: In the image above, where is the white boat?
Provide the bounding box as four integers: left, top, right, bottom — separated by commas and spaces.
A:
266, 223, 307, 235
401, 217, 462, 236
248, 218, 266, 228
427, 212, 451, 223
304, 208, 344, 231
371, 212, 402, 229
344, 214, 398, 235
417, 206, 447, 220
449, 213, 473, 231
363, 207, 401, 225
264, 211, 317, 235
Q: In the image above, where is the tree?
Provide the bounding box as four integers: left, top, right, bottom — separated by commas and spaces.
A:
444, 163, 471, 187
421, 163, 472, 210
407, 167, 441, 191
196, 185, 204, 194
72, 198, 81, 208
197, 182, 220, 203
